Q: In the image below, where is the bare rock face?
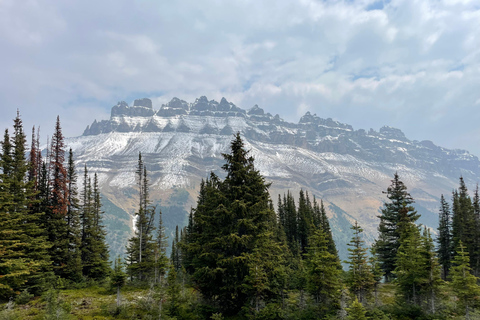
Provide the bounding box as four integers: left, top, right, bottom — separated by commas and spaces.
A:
72, 96, 480, 262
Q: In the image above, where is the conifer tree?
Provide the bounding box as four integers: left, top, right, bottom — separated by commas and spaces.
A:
375, 172, 419, 282
48, 116, 70, 278
185, 133, 281, 314
0, 114, 50, 296
65, 149, 82, 281
171, 226, 181, 271
393, 217, 423, 306
346, 298, 368, 320
80, 171, 110, 280
0, 128, 31, 297
452, 177, 475, 264
154, 208, 169, 285
88, 173, 110, 279
450, 241, 480, 319
472, 185, 480, 276
111, 256, 127, 307
306, 227, 342, 316
420, 228, 442, 314
125, 154, 156, 282
437, 194, 453, 280
369, 245, 383, 306
297, 190, 313, 254
318, 199, 338, 258
345, 221, 374, 303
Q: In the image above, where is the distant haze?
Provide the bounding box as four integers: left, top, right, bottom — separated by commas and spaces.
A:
0, 0, 479, 156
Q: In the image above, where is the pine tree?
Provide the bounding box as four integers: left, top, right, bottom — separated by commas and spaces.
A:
437, 194, 453, 280
450, 241, 480, 319
345, 221, 374, 304
375, 172, 419, 282
306, 227, 342, 316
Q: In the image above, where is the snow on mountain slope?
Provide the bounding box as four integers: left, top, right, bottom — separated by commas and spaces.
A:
67, 96, 480, 261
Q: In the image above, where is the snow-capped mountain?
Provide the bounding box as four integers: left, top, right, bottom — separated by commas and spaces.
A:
67, 96, 480, 260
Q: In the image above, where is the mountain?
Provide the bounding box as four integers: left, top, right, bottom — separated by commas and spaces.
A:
67, 96, 480, 261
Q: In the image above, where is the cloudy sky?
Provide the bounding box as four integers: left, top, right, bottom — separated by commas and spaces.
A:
1, 0, 479, 155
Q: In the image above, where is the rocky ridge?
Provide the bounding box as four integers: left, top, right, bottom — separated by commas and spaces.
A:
69, 96, 480, 261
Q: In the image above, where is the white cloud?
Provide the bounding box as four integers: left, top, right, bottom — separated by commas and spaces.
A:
0, 0, 479, 155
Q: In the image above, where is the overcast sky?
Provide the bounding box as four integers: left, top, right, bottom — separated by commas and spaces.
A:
1, 0, 479, 156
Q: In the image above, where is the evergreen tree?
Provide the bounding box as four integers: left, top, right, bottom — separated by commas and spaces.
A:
111, 256, 127, 307
375, 172, 419, 282
48, 116, 70, 278
420, 228, 442, 314
345, 221, 374, 304
65, 149, 82, 281
125, 154, 156, 282
451, 177, 475, 265
0, 128, 31, 297
369, 245, 383, 306
437, 194, 453, 280
185, 133, 281, 314
393, 217, 424, 306
88, 173, 110, 279
450, 241, 480, 319
318, 199, 337, 258
171, 225, 181, 271
154, 208, 169, 285
80, 171, 110, 280
297, 189, 313, 254
305, 227, 342, 316
472, 185, 480, 276
346, 298, 368, 320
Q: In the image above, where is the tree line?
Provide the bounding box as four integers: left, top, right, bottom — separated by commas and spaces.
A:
3, 122, 480, 319
0, 112, 110, 297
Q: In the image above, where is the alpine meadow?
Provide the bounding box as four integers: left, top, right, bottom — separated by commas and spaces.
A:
2, 108, 480, 319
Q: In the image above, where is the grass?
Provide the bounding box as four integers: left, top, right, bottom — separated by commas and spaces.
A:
0, 285, 153, 320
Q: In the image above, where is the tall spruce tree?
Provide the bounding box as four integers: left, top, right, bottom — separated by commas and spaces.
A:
450, 241, 480, 319
420, 228, 442, 314
437, 194, 453, 280
185, 133, 281, 314
0, 114, 50, 297
88, 173, 110, 279
451, 177, 475, 265
125, 154, 156, 282
48, 116, 70, 278
65, 149, 82, 281
345, 221, 374, 304
375, 172, 419, 282
472, 185, 480, 276
305, 227, 342, 316
154, 208, 169, 285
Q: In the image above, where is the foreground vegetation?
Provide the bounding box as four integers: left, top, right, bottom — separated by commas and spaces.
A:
2, 114, 480, 319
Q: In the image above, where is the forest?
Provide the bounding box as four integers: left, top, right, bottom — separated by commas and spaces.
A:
1, 113, 480, 320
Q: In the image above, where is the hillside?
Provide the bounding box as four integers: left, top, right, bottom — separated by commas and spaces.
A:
66, 96, 480, 260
